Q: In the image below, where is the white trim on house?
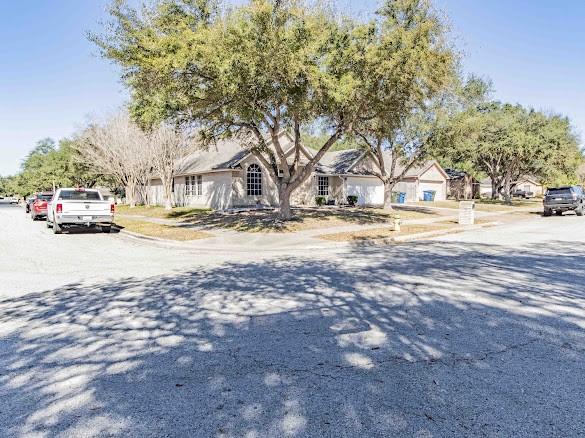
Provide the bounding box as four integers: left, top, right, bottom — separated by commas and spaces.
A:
176, 168, 235, 177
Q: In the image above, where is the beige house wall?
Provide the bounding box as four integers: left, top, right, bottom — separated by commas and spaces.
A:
144, 147, 448, 209
169, 172, 233, 210
291, 171, 316, 206
352, 154, 377, 174
232, 155, 279, 207
516, 179, 544, 196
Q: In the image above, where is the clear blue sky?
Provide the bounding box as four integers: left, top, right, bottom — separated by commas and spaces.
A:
1, 0, 584, 176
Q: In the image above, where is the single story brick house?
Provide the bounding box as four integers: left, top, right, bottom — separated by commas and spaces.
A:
146, 132, 448, 209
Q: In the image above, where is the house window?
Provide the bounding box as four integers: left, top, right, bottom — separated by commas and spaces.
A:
185, 175, 203, 196
318, 176, 329, 196
185, 176, 194, 196
196, 175, 203, 196
247, 164, 262, 196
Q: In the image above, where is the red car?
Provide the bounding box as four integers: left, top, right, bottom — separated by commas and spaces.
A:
30, 192, 54, 220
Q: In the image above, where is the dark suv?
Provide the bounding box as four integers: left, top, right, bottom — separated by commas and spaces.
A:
543, 186, 585, 216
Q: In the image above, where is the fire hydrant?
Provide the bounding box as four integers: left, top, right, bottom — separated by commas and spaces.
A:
392, 214, 401, 232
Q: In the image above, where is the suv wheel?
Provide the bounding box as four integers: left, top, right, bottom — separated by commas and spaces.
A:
555, 210, 563, 216
577, 206, 584, 217
543, 209, 552, 217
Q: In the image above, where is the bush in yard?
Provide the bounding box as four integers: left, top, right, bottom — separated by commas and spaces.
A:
347, 195, 358, 206
315, 196, 326, 206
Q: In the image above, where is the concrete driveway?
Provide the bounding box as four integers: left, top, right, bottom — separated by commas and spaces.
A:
1, 202, 584, 437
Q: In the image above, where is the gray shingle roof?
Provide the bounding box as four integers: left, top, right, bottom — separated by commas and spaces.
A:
176, 138, 442, 180
176, 139, 249, 175
315, 149, 364, 175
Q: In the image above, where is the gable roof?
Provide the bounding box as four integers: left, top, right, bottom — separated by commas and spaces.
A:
444, 168, 472, 180
316, 149, 446, 180
175, 134, 446, 181
176, 138, 248, 175
315, 149, 365, 175
176, 131, 315, 176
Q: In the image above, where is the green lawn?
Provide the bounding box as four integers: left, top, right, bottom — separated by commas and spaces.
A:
115, 216, 211, 241
116, 205, 212, 220
115, 204, 441, 233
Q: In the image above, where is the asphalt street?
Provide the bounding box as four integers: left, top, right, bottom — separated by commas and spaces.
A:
1, 201, 584, 437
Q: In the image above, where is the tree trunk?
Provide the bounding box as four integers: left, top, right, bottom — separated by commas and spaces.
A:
502, 173, 512, 205
383, 179, 395, 210
162, 177, 173, 210
491, 178, 499, 200
127, 183, 137, 208
278, 185, 293, 221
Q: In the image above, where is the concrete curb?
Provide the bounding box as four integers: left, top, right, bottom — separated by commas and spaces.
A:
113, 227, 195, 248
350, 221, 501, 247
113, 226, 348, 253
114, 221, 501, 252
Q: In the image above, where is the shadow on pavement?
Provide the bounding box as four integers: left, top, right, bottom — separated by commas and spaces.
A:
0, 241, 584, 436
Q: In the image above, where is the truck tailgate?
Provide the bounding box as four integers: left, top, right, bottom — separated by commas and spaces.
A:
61, 201, 112, 215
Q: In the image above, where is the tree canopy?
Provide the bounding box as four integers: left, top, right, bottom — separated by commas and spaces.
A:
94, 0, 456, 217
437, 100, 583, 201
11, 137, 108, 197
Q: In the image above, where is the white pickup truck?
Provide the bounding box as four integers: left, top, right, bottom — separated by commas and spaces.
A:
46, 188, 114, 234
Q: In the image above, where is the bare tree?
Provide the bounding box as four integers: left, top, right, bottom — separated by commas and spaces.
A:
147, 124, 196, 210
77, 113, 151, 207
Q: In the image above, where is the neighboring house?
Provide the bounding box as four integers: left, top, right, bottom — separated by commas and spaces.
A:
514, 176, 544, 197
146, 131, 448, 209
445, 169, 479, 200
479, 176, 544, 198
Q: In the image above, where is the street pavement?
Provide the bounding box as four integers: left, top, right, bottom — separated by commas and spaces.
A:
1, 201, 584, 437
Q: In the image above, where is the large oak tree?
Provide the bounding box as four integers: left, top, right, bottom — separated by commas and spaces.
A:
94, 0, 455, 218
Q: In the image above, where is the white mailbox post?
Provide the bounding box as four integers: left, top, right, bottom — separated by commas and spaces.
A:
459, 201, 475, 225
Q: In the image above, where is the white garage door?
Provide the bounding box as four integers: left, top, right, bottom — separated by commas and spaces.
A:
418, 181, 446, 201
346, 177, 384, 205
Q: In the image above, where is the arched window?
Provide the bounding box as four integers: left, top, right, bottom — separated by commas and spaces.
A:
246, 164, 262, 196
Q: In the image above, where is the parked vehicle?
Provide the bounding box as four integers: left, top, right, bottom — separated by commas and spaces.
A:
25, 197, 35, 213
8, 196, 19, 204
512, 189, 534, 199
30, 192, 54, 220
46, 188, 114, 234
543, 186, 585, 216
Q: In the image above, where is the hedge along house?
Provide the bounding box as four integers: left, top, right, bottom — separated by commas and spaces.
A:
145, 131, 448, 209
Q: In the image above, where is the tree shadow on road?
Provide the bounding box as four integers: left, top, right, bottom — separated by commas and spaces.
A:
1, 240, 584, 437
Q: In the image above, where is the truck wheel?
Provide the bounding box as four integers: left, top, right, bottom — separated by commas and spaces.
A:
543, 209, 552, 217
53, 222, 62, 234
102, 226, 111, 234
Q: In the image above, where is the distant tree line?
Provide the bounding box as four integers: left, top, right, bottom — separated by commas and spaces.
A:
1, 137, 114, 198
